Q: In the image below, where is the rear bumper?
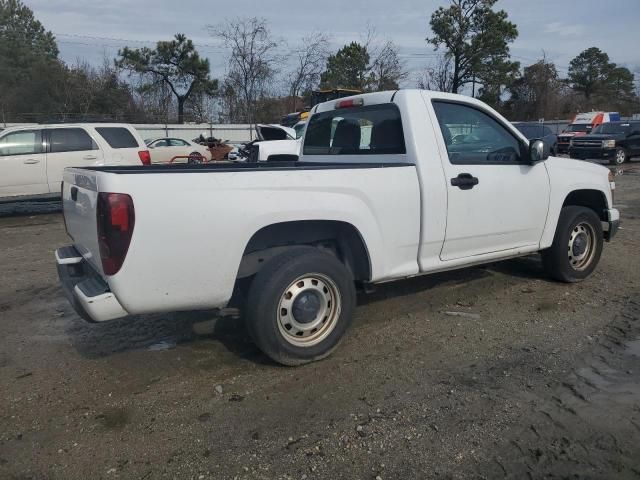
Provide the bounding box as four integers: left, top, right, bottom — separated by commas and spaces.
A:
604, 208, 620, 241
55, 246, 128, 322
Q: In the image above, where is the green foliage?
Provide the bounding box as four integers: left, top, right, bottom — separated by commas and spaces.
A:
0, 0, 58, 59
0, 0, 60, 115
320, 42, 370, 91
0, 0, 143, 122
506, 60, 564, 120
117, 34, 217, 123
568, 47, 635, 101
427, 0, 518, 94
320, 40, 405, 92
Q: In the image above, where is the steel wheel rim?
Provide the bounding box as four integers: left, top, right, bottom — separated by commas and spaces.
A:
568, 222, 596, 271
277, 273, 341, 347
616, 149, 625, 164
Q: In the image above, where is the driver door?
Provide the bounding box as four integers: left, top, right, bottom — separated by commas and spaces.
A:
430, 100, 550, 261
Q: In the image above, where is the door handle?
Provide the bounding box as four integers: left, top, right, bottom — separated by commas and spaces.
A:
23, 159, 40, 165
83, 155, 98, 160
451, 173, 479, 190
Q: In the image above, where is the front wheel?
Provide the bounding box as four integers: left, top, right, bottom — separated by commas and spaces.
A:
245, 246, 356, 365
541, 206, 603, 282
610, 147, 627, 165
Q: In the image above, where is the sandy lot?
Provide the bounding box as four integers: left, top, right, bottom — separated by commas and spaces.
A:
1, 164, 639, 479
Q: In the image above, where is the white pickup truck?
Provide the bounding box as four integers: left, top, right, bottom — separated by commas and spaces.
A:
56, 90, 620, 365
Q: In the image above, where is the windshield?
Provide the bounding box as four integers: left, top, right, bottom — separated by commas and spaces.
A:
565, 124, 592, 133
592, 123, 631, 134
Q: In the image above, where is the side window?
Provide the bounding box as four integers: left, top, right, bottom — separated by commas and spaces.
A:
432, 101, 523, 165
169, 139, 188, 147
304, 104, 406, 157
154, 139, 169, 147
0, 130, 42, 156
95, 127, 139, 149
49, 128, 98, 153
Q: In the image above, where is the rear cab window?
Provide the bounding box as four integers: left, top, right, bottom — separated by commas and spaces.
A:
95, 127, 140, 149
303, 104, 406, 160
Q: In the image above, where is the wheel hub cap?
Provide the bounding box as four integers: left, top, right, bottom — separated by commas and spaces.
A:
292, 291, 322, 324
572, 233, 587, 256
568, 223, 595, 271
277, 274, 342, 347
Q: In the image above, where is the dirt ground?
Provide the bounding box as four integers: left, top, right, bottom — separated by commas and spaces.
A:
1, 164, 639, 480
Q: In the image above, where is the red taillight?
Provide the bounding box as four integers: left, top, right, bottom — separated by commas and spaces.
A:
335, 98, 364, 109
97, 193, 135, 276
138, 150, 151, 165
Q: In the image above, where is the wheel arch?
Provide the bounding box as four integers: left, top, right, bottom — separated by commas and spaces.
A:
237, 220, 372, 282
562, 189, 608, 221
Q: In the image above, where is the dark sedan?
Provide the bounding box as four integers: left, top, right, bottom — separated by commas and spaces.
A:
513, 123, 558, 156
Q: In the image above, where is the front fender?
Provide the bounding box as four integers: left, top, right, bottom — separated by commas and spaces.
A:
540, 157, 613, 248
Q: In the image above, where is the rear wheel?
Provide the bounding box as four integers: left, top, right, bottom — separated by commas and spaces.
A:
245, 246, 356, 365
188, 152, 204, 164
542, 206, 603, 282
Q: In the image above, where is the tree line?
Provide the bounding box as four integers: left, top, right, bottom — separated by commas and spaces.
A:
0, 0, 638, 125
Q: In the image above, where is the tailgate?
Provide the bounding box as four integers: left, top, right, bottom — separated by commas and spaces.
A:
62, 169, 104, 276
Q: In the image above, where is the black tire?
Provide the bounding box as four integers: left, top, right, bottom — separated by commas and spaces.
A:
541, 206, 603, 283
610, 147, 627, 165
245, 246, 356, 366
188, 152, 204, 164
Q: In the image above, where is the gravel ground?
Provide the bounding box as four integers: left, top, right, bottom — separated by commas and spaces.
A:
0, 164, 639, 479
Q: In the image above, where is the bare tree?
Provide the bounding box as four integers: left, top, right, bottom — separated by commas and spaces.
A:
369, 41, 407, 90
418, 54, 455, 92
361, 26, 407, 91
287, 32, 329, 111
211, 17, 282, 127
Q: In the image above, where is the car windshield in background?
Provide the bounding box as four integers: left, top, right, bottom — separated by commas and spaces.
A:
565, 124, 591, 133
592, 123, 631, 134
303, 104, 405, 156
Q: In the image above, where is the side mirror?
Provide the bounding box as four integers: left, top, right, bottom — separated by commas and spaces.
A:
528, 139, 549, 164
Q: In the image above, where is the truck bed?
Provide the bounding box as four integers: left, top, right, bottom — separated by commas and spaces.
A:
61, 160, 422, 317
77, 161, 414, 174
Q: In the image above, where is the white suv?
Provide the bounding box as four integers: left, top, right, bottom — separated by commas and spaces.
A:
0, 123, 149, 201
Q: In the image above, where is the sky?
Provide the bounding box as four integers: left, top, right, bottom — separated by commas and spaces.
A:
23, 0, 640, 88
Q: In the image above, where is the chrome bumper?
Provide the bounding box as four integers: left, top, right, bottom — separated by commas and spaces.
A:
604, 208, 620, 241
55, 246, 128, 322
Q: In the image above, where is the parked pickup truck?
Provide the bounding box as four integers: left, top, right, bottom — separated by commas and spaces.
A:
56, 90, 620, 365
569, 121, 640, 165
